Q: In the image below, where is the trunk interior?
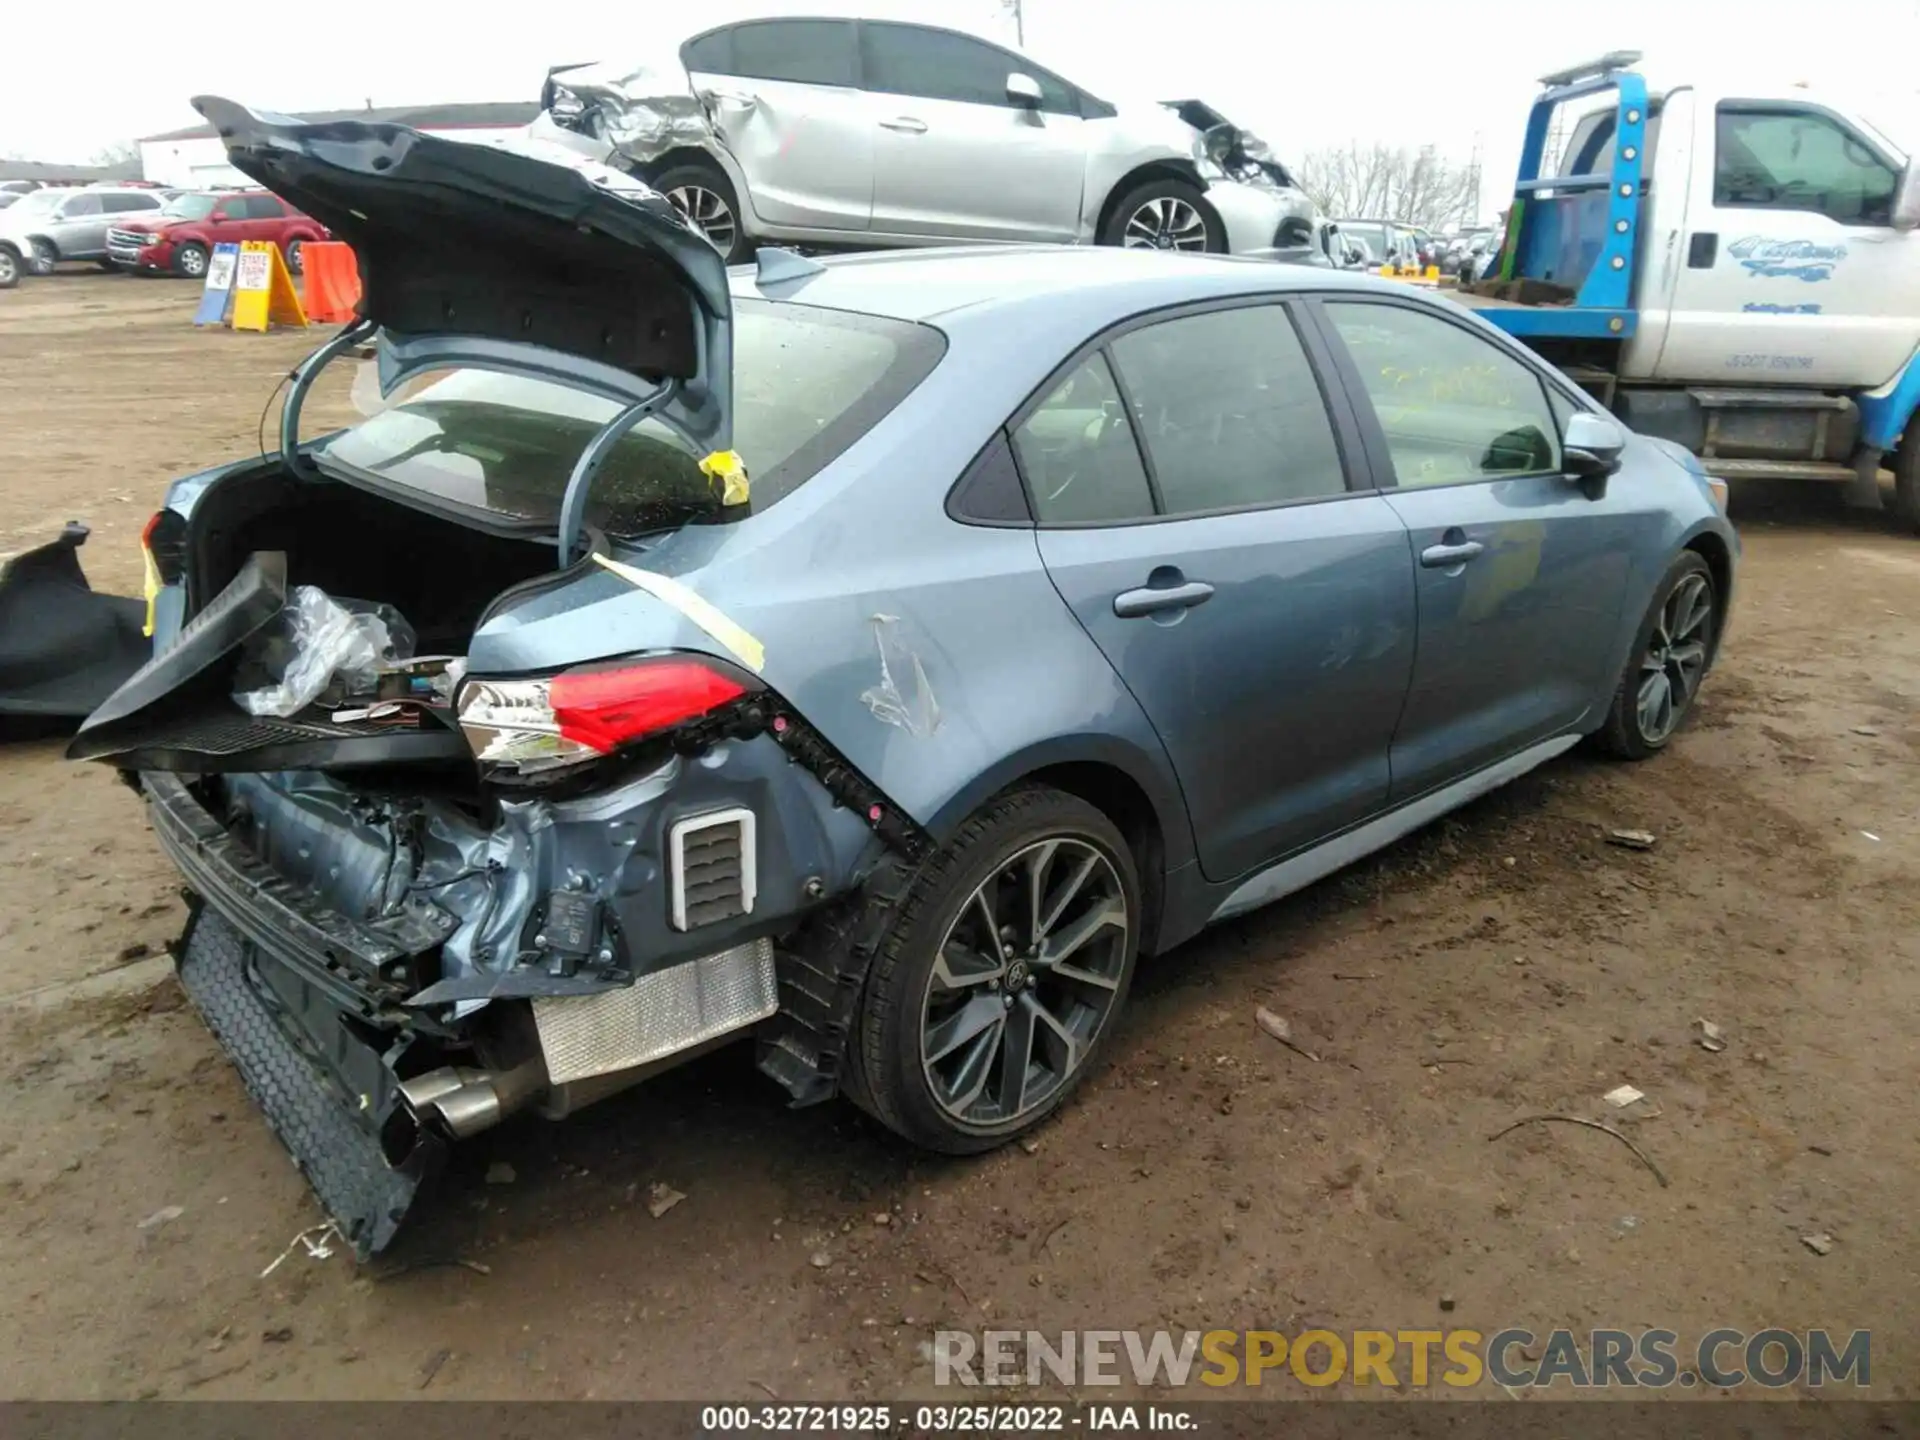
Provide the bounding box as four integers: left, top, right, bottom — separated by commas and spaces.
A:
190, 467, 559, 654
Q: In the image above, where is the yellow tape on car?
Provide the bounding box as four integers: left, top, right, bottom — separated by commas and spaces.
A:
591, 554, 766, 674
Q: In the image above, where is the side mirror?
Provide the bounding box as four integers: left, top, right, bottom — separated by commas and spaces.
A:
1893, 160, 1920, 232
1563, 410, 1625, 498
1006, 72, 1043, 109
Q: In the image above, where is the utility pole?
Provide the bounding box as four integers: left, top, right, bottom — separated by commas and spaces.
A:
1004, 0, 1024, 47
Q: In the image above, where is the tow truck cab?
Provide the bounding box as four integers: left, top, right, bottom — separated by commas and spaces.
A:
1458, 52, 1920, 526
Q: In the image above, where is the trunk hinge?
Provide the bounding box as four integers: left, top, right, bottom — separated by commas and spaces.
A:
555, 379, 680, 566
282, 318, 377, 480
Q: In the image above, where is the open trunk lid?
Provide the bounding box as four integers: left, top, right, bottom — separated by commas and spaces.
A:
191, 94, 733, 452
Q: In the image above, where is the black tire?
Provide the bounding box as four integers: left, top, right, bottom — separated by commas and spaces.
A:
1594, 551, 1718, 760
1891, 434, 1920, 535
284, 238, 305, 275
94, 258, 117, 272
845, 786, 1141, 1153
650, 161, 749, 264
0, 246, 19, 289
1098, 178, 1225, 253
173, 242, 209, 281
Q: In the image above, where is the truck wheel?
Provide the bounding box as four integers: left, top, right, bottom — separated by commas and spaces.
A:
1593, 551, 1717, 760
1892, 436, 1920, 535
1099, 178, 1225, 253
174, 243, 209, 280
0, 246, 18, 289
844, 786, 1140, 1154
651, 161, 748, 264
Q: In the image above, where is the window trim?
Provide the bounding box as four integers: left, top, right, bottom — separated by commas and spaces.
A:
1305, 292, 1577, 496
1712, 99, 1902, 227
999, 294, 1379, 530
855, 19, 1083, 116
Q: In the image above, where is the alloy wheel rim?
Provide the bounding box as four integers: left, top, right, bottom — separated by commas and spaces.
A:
1122, 197, 1208, 251
286, 242, 302, 274
666, 185, 738, 254
1637, 573, 1712, 743
0, 251, 15, 284
920, 837, 1129, 1128
180, 248, 206, 277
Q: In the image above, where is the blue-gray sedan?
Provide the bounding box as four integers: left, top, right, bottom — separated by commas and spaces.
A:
71, 102, 1737, 1254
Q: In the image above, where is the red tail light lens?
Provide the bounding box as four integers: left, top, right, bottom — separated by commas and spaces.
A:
550, 660, 749, 754
457, 656, 755, 777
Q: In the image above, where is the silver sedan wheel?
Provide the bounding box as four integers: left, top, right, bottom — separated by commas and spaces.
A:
1636, 571, 1713, 744
666, 184, 738, 255
1122, 196, 1210, 252
920, 838, 1129, 1129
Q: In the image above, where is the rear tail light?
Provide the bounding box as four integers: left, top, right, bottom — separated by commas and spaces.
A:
139, 509, 187, 639
457, 656, 755, 776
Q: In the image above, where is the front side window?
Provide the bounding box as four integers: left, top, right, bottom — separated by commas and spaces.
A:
860, 23, 1075, 113
242, 195, 286, 219
163, 194, 218, 220
1012, 354, 1156, 524
57, 194, 102, 218
1108, 307, 1347, 514
683, 20, 859, 88
319, 300, 943, 535
1715, 105, 1898, 226
1327, 302, 1561, 488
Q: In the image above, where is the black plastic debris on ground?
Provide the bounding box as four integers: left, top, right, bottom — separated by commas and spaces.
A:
0, 521, 148, 725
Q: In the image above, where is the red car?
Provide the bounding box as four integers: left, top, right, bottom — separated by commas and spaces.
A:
106, 190, 328, 279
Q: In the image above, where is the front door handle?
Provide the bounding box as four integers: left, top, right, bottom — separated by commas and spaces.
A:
1114, 580, 1215, 618
1420, 540, 1485, 569
880, 116, 928, 133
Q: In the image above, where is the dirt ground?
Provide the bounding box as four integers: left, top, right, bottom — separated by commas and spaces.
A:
2, 272, 1917, 1403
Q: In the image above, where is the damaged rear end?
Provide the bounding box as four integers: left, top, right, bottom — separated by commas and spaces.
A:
70, 99, 936, 1257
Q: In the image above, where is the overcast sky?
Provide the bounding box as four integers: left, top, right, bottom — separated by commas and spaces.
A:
7, 0, 1918, 218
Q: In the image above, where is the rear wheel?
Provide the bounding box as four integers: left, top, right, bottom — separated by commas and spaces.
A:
845, 787, 1140, 1153
1594, 551, 1717, 759
651, 161, 748, 264
174, 242, 208, 280
1892, 434, 1920, 535
1099, 178, 1224, 253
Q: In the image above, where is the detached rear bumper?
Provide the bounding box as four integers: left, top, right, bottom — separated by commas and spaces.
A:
148, 771, 446, 1257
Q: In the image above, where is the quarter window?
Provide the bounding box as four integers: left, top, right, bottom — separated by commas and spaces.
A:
1326, 302, 1562, 487
681, 20, 858, 88
1108, 307, 1348, 513
860, 23, 1075, 114
1012, 354, 1156, 524
1715, 106, 1898, 226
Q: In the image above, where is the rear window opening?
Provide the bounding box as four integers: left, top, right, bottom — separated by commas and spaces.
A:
316, 299, 946, 538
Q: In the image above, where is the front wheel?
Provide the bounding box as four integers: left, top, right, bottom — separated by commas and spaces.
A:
845, 787, 1140, 1153
1099, 179, 1225, 253
1891, 434, 1920, 535
1594, 551, 1717, 759
0, 246, 19, 289
284, 239, 305, 275
173, 243, 208, 280
650, 161, 749, 264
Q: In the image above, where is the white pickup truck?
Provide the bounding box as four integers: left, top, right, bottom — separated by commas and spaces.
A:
1460, 54, 1920, 527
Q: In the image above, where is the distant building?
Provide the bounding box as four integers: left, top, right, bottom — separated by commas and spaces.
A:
0, 159, 140, 185
137, 101, 543, 189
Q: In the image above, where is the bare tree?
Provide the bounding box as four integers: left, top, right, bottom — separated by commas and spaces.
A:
89, 140, 142, 171
1296, 142, 1479, 228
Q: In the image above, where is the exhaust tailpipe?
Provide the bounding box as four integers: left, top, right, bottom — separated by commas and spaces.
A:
382, 1056, 548, 1166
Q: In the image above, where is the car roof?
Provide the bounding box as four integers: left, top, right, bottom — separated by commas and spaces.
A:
731, 245, 1408, 326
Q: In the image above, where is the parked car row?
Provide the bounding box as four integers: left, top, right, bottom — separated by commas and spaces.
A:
0, 183, 326, 288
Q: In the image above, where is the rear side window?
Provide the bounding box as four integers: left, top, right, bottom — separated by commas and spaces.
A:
860, 23, 1076, 114
1715, 105, 1898, 226
683, 20, 858, 87
319, 300, 943, 535
1012, 354, 1156, 524
1326, 301, 1561, 487
1108, 307, 1347, 513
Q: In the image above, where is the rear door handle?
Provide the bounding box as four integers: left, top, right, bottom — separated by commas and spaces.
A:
1420, 540, 1485, 568
880, 116, 928, 133
1113, 580, 1215, 618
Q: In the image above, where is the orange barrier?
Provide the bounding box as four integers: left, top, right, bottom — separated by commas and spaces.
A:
300, 241, 362, 324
